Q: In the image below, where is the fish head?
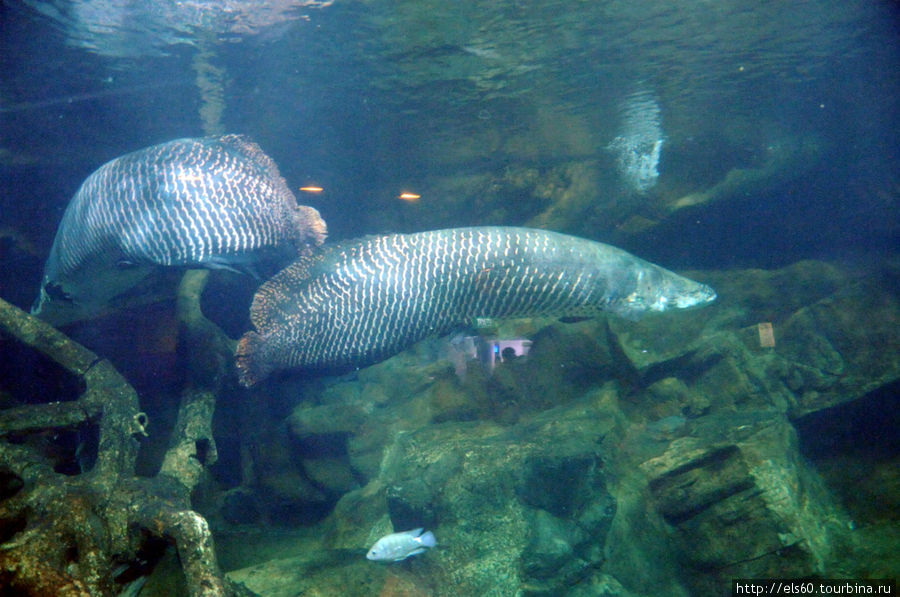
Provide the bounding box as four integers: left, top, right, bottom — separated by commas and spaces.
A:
31, 276, 102, 326
31, 257, 159, 326
366, 543, 386, 561
608, 262, 716, 320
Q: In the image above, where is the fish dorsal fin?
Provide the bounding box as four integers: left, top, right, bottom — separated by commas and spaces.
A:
213, 134, 283, 180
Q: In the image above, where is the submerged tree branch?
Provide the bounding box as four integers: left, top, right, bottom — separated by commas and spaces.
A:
0, 280, 247, 596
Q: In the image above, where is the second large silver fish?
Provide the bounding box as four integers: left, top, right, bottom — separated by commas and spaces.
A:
235, 227, 715, 386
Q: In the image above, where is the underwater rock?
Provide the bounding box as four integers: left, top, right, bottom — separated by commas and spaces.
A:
284, 320, 624, 504
220, 488, 263, 525
323, 481, 393, 553
791, 382, 900, 570
521, 508, 587, 580
316, 386, 623, 596
566, 573, 639, 597
638, 411, 843, 594
517, 453, 602, 518
508, 322, 620, 411
644, 377, 708, 420
227, 546, 393, 597
303, 456, 360, 495
612, 259, 900, 419
772, 269, 900, 416
286, 360, 451, 484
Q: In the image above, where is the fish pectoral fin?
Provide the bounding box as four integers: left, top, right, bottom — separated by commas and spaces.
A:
201, 255, 257, 276
402, 548, 426, 560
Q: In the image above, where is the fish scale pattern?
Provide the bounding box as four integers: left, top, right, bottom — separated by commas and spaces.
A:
47, 134, 324, 278
235, 226, 716, 387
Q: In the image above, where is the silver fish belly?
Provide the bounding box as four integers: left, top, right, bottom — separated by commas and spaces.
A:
32, 134, 327, 325
234, 227, 715, 387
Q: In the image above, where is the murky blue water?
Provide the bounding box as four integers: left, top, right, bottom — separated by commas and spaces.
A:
3, 1, 897, 260
0, 1, 898, 595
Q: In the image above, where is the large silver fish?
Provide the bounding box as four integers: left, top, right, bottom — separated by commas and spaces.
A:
32, 135, 327, 325
235, 226, 715, 387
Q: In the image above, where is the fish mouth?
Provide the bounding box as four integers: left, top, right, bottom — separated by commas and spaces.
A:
673, 283, 717, 309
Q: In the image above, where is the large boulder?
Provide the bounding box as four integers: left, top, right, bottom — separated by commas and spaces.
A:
635, 412, 842, 594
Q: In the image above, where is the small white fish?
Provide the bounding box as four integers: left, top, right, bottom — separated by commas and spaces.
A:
366, 528, 437, 562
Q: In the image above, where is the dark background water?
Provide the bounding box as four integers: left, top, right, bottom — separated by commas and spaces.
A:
0, 0, 898, 378
2, 1, 898, 294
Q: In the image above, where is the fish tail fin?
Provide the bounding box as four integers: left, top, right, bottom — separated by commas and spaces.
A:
420, 531, 437, 548
235, 331, 272, 388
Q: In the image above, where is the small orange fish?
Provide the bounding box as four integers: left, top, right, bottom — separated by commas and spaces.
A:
299, 186, 324, 193
398, 192, 420, 201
